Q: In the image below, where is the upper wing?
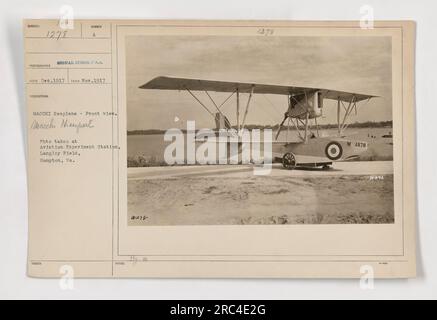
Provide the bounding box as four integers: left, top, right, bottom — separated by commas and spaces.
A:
139, 76, 378, 102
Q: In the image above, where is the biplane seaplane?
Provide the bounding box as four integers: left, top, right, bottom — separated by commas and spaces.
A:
140, 76, 376, 170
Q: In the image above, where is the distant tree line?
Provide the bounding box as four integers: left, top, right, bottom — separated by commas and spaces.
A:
127, 120, 393, 135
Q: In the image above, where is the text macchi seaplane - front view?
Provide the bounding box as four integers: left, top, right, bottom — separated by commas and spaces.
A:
140, 76, 377, 170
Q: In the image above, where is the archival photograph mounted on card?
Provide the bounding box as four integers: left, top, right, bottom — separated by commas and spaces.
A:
25, 20, 416, 278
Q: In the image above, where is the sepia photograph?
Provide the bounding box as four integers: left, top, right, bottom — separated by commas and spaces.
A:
126, 34, 394, 226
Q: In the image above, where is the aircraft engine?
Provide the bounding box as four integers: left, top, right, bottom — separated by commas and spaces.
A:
309, 91, 323, 118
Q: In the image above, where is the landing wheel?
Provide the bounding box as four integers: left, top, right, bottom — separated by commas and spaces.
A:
282, 153, 297, 170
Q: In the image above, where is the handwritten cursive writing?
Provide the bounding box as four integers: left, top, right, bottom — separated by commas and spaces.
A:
60, 118, 94, 133
30, 118, 95, 133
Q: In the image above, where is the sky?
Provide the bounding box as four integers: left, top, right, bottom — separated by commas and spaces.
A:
126, 35, 392, 130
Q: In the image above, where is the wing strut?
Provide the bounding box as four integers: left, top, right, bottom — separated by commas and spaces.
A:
336, 95, 359, 135
275, 114, 288, 140
204, 90, 228, 121
186, 88, 215, 117
218, 91, 236, 109
236, 89, 240, 132
275, 94, 291, 140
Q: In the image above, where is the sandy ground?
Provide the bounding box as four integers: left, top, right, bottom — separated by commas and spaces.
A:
128, 162, 394, 225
